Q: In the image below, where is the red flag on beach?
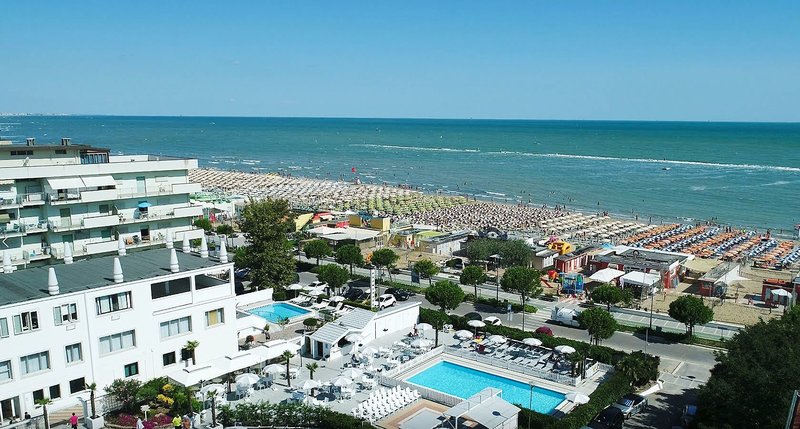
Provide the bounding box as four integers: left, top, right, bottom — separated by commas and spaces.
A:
351, 167, 356, 173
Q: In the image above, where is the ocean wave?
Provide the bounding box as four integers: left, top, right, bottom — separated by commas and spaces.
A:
352, 143, 480, 153
484, 151, 800, 172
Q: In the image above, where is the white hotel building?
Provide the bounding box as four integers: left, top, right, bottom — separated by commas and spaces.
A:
0, 247, 242, 424
0, 137, 205, 268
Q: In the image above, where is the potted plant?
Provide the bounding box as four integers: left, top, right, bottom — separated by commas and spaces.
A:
184, 341, 199, 365
85, 382, 105, 429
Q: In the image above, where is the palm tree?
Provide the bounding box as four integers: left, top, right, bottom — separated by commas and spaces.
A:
281, 350, 295, 387
305, 362, 318, 380
35, 398, 53, 429
85, 382, 98, 418
205, 390, 218, 427
185, 340, 200, 365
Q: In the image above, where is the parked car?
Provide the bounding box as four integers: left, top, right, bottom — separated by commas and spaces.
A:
484, 316, 502, 326
385, 288, 412, 301
681, 405, 697, 428
612, 393, 648, 418
465, 312, 483, 321
377, 294, 397, 309
535, 326, 554, 336
551, 306, 582, 328
308, 281, 327, 289
586, 406, 625, 429
344, 288, 367, 301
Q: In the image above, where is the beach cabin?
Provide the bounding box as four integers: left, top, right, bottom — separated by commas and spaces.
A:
697, 262, 746, 297
554, 246, 596, 273
620, 271, 661, 300
418, 230, 470, 256
530, 245, 559, 270
590, 245, 690, 289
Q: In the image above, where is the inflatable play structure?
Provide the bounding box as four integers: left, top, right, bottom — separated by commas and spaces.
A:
545, 236, 574, 255
560, 273, 585, 295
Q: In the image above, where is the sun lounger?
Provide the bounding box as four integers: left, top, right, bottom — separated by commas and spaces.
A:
311, 300, 329, 310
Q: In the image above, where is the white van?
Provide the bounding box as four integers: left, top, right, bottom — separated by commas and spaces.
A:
550, 306, 582, 327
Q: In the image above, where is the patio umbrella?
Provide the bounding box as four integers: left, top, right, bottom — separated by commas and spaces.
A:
345, 333, 363, 343
199, 384, 225, 396
555, 345, 576, 354
330, 295, 346, 302
565, 392, 590, 405
332, 376, 353, 387
341, 368, 364, 379
454, 330, 474, 340
262, 364, 285, 374
415, 323, 433, 331
300, 379, 320, 391
287, 284, 305, 290
487, 335, 507, 344
308, 289, 324, 297
467, 319, 485, 335
523, 338, 543, 347
410, 338, 433, 348
235, 373, 260, 385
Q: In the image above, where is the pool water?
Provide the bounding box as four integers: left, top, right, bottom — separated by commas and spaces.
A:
406, 361, 565, 414
248, 302, 311, 323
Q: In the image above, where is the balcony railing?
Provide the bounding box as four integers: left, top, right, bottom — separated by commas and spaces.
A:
0, 192, 46, 207
0, 221, 48, 236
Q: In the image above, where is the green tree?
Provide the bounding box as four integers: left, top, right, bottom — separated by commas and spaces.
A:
237, 199, 297, 290
464, 238, 497, 265
697, 307, 800, 429
425, 280, 465, 312
500, 266, 542, 328
85, 382, 99, 418
193, 217, 213, 232
615, 351, 660, 388
215, 224, 234, 235
577, 307, 618, 346
371, 248, 399, 282
303, 239, 332, 265
105, 378, 142, 413
185, 340, 199, 365
281, 350, 295, 388
335, 244, 364, 274
316, 264, 350, 295
35, 398, 52, 429
498, 240, 534, 268
426, 310, 451, 348
460, 265, 487, 299
305, 362, 319, 380
591, 284, 625, 311
413, 259, 440, 286
668, 295, 714, 336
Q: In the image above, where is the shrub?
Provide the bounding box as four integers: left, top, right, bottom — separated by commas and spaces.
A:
273, 290, 287, 301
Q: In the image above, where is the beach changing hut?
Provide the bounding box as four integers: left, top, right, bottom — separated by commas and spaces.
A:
697, 261, 746, 297
620, 271, 661, 300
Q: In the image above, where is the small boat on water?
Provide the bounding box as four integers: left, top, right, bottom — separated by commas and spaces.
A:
662, 167, 671, 171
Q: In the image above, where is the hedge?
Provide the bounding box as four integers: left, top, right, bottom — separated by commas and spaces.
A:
218, 402, 375, 429
464, 294, 538, 313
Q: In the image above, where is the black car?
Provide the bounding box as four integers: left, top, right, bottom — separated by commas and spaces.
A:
385, 288, 412, 301
465, 312, 482, 321
343, 288, 367, 301
585, 406, 625, 429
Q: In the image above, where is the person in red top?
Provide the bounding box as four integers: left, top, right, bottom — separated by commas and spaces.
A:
69, 413, 79, 429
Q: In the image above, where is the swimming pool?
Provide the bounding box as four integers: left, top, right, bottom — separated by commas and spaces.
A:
248, 302, 311, 323
406, 361, 565, 414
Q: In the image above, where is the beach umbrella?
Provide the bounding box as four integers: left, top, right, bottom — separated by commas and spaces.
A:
345, 333, 363, 343
410, 338, 433, 348
307, 289, 324, 297
199, 384, 225, 396
332, 376, 353, 387
565, 392, 590, 405
415, 323, 433, 331
555, 345, 576, 354
340, 368, 364, 379
487, 335, 507, 344
523, 338, 543, 347
300, 379, 320, 391
454, 330, 474, 340
287, 284, 305, 290
330, 295, 346, 302
235, 373, 260, 385
262, 364, 284, 374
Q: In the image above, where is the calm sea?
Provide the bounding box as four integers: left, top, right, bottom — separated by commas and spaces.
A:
2, 116, 799, 233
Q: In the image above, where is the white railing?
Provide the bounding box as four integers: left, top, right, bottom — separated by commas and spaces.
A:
382, 346, 443, 378
443, 347, 581, 387
378, 375, 462, 407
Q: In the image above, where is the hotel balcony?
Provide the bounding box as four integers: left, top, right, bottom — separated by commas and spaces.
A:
0, 192, 46, 209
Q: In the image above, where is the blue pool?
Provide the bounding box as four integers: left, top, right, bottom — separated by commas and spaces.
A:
248, 302, 311, 323
406, 361, 565, 414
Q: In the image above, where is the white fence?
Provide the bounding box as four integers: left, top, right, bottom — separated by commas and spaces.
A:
443, 348, 582, 387
382, 346, 443, 378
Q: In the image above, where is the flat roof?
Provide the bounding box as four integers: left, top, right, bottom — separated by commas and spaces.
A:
0, 249, 225, 307
699, 261, 739, 282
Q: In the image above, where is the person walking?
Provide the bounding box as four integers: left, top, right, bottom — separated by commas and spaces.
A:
136, 417, 144, 429
69, 413, 79, 429
172, 415, 181, 429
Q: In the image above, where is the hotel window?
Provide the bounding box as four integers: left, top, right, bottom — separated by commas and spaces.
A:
124, 362, 139, 377
54, 303, 79, 325
96, 291, 132, 315
159, 316, 191, 339
162, 352, 176, 367
69, 377, 85, 394
13, 311, 39, 334
99, 330, 136, 355
205, 308, 225, 327
49, 384, 61, 399
150, 277, 191, 299
65, 343, 83, 364
0, 360, 12, 381
0, 318, 8, 338
20, 351, 50, 375
33, 389, 44, 402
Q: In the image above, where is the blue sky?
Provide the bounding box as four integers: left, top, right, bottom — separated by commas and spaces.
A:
2, 1, 799, 121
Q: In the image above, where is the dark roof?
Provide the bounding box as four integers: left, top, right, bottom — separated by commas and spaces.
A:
0, 249, 224, 307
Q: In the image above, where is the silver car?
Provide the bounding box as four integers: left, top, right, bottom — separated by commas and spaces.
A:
612, 393, 648, 418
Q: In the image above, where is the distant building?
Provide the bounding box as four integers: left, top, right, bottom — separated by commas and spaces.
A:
554, 246, 597, 273
589, 245, 691, 289
0, 138, 204, 269
417, 230, 470, 256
